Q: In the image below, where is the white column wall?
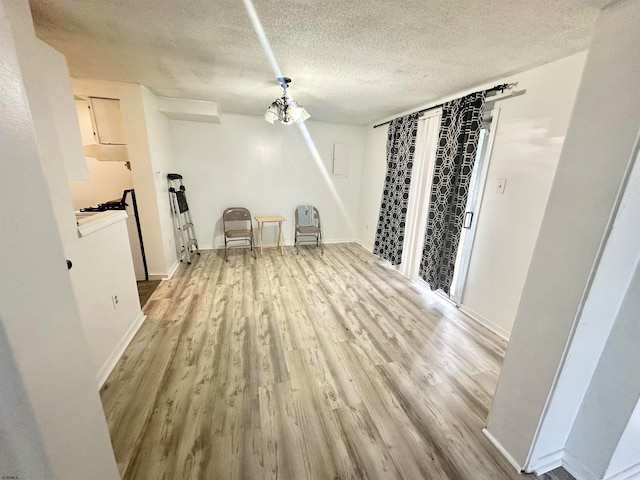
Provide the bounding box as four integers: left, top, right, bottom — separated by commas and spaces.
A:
486, 0, 640, 469
564, 260, 640, 479
529, 148, 640, 474
140, 86, 179, 274
606, 399, 640, 479
0, 0, 120, 477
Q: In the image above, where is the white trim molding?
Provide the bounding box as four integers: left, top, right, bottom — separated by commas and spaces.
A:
149, 258, 181, 280
77, 210, 127, 237
96, 311, 146, 388
483, 428, 523, 472
460, 305, 511, 340
605, 462, 640, 480
530, 449, 564, 476
563, 451, 600, 480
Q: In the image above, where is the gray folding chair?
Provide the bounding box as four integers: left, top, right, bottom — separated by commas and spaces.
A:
294, 205, 323, 254
223, 207, 256, 261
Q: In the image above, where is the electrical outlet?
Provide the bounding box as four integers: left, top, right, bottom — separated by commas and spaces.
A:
111, 294, 119, 309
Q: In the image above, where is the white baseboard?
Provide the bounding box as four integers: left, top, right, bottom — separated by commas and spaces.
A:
324, 238, 357, 244
530, 449, 564, 476
96, 311, 146, 388
605, 461, 640, 480
195, 239, 358, 251
482, 428, 523, 472
166, 259, 180, 279
148, 258, 181, 280
563, 451, 599, 480
459, 305, 511, 341
528, 449, 639, 480
355, 240, 374, 253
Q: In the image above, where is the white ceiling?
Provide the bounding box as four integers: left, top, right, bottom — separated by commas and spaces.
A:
29, 0, 606, 125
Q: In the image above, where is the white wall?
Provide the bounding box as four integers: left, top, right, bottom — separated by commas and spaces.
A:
72, 78, 177, 278
358, 124, 388, 250
487, 0, 640, 470
606, 399, 640, 479
460, 52, 587, 338
71, 216, 145, 386
0, 0, 119, 477
69, 156, 134, 209
529, 147, 640, 474
140, 86, 179, 273
170, 114, 365, 248
564, 259, 640, 480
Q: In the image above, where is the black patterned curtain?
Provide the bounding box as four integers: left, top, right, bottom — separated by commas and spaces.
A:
373, 113, 419, 265
419, 91, 486, 293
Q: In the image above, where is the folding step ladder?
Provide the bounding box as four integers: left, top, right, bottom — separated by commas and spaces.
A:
168, 173, 200, 264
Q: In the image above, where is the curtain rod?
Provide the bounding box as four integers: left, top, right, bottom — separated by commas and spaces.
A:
372, 83, 514, 129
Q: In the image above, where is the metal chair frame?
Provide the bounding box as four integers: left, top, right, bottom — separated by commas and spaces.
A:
223, 207, 256, 261
295, 206, 323, 255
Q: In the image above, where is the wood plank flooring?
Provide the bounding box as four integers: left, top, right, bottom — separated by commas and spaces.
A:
101, 243, 572, 480
136, 280, 161, 308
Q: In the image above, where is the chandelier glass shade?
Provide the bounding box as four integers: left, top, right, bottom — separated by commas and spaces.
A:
264, 77, 310, 125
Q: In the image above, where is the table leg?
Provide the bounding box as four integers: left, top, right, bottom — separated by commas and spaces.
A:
277, 221, 284, 255
258, 222, 264, 256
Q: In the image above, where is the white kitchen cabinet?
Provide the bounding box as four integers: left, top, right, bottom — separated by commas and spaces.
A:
89, 97, 127, 145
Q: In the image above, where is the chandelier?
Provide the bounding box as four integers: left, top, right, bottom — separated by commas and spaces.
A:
264, 77, 310, 125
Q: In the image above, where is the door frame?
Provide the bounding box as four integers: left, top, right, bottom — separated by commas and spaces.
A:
450, 106, 501, 305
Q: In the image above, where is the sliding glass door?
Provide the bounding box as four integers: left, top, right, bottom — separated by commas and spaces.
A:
400, 107, 500, 308
449, 108, 500, 305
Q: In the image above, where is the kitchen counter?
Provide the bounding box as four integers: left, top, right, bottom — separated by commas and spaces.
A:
75, 210, 127, 237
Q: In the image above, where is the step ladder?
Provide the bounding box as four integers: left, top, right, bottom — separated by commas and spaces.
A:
168, 173, 200, 264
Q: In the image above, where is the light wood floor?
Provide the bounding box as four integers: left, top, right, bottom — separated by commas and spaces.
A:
101, 243, 572, 480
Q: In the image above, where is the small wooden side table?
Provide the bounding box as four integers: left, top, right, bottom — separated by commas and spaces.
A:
254, 215, 286, 255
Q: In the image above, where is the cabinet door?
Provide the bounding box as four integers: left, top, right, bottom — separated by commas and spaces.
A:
89, 97, 127, 145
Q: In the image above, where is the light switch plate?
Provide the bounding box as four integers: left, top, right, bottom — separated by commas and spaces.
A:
497, 178, 507, 194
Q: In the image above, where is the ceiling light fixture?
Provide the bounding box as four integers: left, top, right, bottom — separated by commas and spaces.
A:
264, 77, 310, 125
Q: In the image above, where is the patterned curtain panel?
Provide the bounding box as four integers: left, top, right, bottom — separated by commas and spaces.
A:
373, 113, 419, 265
419, 91, 486, 293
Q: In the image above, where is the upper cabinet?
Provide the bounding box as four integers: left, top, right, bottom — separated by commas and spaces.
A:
89, 97, 127, 145
75, 95, 129, 163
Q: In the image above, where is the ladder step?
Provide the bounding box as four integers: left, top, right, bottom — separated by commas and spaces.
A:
183, 223, 193, 230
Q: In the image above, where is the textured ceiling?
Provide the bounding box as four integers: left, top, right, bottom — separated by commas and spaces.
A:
29, 0, 603, 125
